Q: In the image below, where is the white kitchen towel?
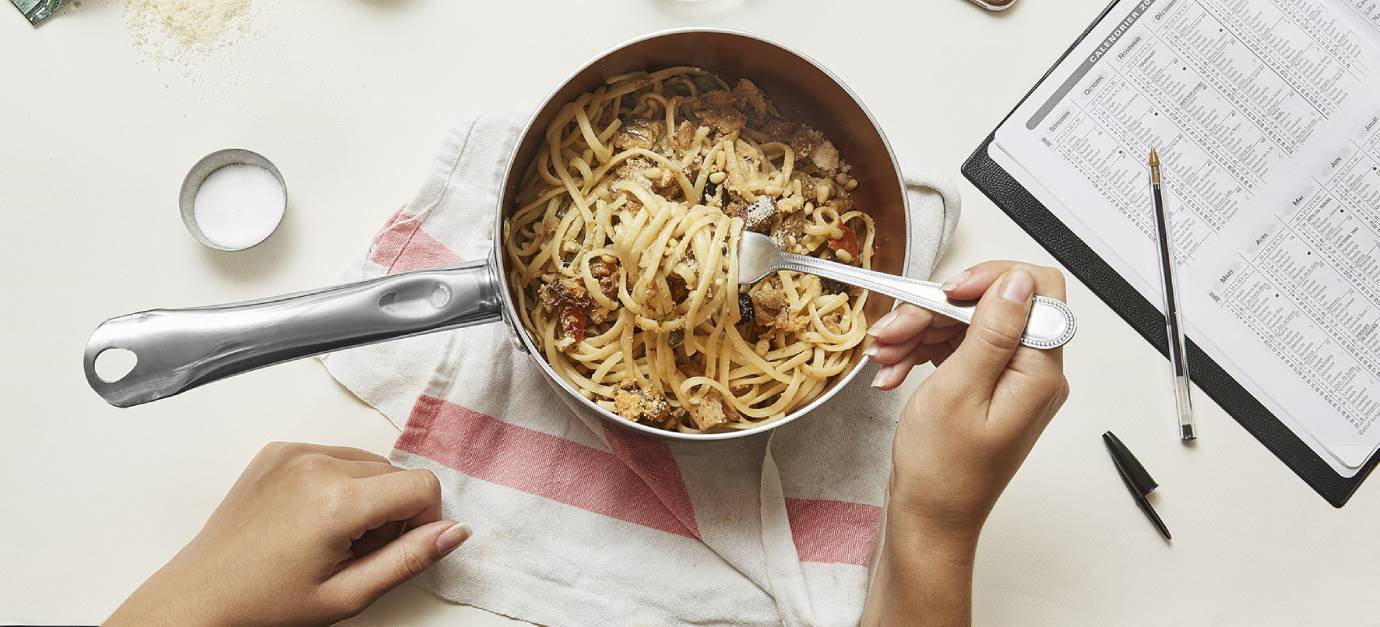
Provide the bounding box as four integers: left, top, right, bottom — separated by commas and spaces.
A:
321, 114, 960, 627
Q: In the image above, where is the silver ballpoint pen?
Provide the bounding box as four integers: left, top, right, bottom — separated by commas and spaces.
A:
1149, 148, 1196, 441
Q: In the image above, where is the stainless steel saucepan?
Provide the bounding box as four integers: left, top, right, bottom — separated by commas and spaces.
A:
84, 29, 954, 440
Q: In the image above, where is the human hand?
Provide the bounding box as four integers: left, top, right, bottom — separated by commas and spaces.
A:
871, 261, 1070, 544
108, 442, 470, 627
861, 262, 1069, 625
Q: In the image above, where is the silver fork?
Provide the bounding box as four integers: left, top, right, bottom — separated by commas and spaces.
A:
738, 232, 1076, 349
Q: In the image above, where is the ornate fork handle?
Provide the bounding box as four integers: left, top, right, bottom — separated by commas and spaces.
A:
774, 251, 1077, 350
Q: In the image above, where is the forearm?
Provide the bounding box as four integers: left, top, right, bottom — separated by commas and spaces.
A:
862, 508, 978, 627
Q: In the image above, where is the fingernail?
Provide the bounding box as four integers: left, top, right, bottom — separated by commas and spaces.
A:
863, 344, 879, 358
939, 270, 971, 292
867, 310, 900, 337
435, 523, 471, 555
871, 364, 894, 388
1001, 268, 1035, 304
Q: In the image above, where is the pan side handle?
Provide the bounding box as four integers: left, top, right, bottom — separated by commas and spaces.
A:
83, 260, 504, 408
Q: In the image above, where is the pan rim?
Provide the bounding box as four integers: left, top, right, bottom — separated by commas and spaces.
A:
492, 27, 913, 441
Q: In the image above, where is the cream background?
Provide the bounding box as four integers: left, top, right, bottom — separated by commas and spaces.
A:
1, 0, 1375, 624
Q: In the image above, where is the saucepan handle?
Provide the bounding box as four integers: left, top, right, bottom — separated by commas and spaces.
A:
83, 260, 505, 407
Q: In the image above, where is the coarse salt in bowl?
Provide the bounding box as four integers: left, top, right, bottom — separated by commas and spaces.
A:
179, 149, 287, 251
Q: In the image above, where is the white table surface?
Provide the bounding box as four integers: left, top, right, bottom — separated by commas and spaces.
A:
2, 0, 1376, 624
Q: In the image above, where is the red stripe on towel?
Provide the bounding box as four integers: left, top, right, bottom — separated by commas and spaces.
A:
784, 497, 881, 566
603, 426, 701, 538
369, 209, 463, 274
396, 395, 699, 539
378, 205, 407, 230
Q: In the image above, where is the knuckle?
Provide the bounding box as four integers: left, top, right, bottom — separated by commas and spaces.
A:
297, 453, 331, 476
359, 448, 390, 464
395, 547, 431, 582
414, 469, 442, 500
270, 441, 311, 460
261, 441, 291, 458
320, 481, 355, 516
259, 441, 306, 468
899, 304, 934, 325
973, 318, 1022, 354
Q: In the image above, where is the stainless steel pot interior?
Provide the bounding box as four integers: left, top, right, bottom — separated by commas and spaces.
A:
494, 29, 911, 440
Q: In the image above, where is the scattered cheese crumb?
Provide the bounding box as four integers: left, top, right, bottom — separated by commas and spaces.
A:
124, 0, 254, 64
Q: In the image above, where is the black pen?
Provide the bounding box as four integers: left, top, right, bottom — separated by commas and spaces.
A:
1103, 431, 1171, 541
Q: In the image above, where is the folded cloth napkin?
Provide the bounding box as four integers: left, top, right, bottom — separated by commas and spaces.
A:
321, 114, 961, 627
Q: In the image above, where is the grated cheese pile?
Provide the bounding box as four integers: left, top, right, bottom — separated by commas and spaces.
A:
124, 0, 254, 62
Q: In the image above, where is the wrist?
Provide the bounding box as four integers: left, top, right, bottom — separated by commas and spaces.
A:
108, 585, 212, 627
863, 493, 978, 626
109, 543, 230, 627
883, 505, 979, 566
885, 472, 987, 553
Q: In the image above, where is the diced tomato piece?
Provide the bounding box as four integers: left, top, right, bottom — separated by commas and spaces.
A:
560, 306, 588, 343
828, 225, 859, 258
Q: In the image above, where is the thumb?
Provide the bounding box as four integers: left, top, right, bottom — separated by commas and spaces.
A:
945, 267, 1036, 391
328, 520, 471, 607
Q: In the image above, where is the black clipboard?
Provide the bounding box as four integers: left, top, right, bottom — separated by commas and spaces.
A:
961, 0, 1378, 507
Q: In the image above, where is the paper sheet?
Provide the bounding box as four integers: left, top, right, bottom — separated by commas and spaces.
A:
993, 0, 1380, 473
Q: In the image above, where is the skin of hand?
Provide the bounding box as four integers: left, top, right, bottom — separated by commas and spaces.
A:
860, 262, 1070, 626
107, 442, 471, 627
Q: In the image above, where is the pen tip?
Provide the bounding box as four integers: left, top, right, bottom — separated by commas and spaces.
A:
1149, 147, 1160, 167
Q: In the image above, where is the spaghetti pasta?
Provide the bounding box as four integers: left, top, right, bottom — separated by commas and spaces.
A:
505, 67, 875, 433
